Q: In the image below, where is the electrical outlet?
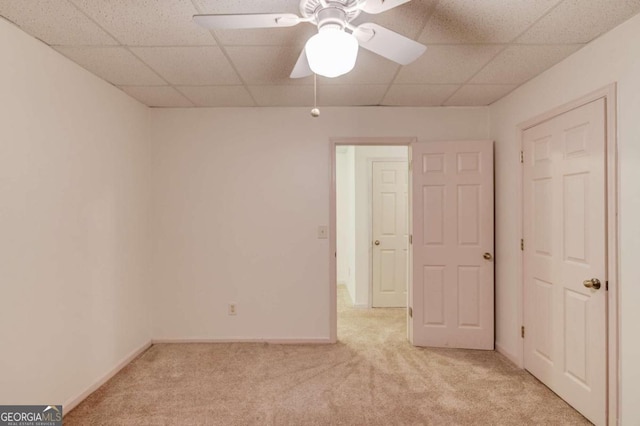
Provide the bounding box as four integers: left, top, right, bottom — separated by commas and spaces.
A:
228, 303, 237, 316
318, 225, 328, 239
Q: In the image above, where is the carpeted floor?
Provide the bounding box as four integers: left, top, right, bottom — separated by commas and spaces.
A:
65, 286, 590, 425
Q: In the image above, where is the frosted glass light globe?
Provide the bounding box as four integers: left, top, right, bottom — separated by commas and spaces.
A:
305, 28, 358, 78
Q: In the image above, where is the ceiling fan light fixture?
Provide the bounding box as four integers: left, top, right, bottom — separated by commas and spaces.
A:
305, 27, 358, 78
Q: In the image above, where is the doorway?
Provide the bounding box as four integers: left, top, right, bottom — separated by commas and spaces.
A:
335, 145, 409, 309
330, 138, 495, 349
330, 138, 413, 343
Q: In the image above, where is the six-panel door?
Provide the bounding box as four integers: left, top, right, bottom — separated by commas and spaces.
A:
372, 161, 409, 308
411, 140, 494, 350
523, 99, 606, 425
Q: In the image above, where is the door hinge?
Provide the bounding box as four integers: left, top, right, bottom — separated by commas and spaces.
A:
520, 150, 524, 163
521, 326, 525, 338
409, 234, 413, 245
520, 239, 524, 251
408, 307, 413, 318
606, 280, 609, 291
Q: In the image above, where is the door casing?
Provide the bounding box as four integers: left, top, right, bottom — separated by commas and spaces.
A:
516, 84, 619, 425
330, 137, 415, 343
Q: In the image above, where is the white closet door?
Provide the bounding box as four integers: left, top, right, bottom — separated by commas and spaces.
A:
523, 98, 606, 425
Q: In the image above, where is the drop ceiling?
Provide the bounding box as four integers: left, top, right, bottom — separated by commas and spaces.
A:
1, 0, 639, 107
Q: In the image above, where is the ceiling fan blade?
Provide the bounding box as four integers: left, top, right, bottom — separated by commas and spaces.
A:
360, 0, 411, 14
353, 23, 426, 65
193, 13, 301, 29
290, 49, 313, 79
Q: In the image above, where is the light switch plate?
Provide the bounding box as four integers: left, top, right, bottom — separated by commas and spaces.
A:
318, 225, 328, 239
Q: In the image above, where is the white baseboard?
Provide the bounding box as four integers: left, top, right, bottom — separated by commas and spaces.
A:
265, 338, 332, 344
63, 340, 152, 415
352, 303, 369, 309
152, 338, 332, 344
495, 342, 521, 367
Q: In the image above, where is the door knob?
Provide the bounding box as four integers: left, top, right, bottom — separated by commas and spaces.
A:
583, 278, 601, 290
374, 240, 380, 246
483, 252, 492, 260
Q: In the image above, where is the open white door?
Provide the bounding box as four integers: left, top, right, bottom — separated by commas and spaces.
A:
522, 99, 606, 425
372, 161, 408, 308
411, 141, 494, 349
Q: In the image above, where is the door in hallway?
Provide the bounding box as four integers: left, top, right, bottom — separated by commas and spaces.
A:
411, 140, 494, 350
372, 161, 408, 308
522, 98, 606, 425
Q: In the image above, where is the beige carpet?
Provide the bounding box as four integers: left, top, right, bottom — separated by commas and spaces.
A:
65, 286, 590, 425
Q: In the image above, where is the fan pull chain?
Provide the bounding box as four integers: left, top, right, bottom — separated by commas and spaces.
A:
311, 73, 320, 118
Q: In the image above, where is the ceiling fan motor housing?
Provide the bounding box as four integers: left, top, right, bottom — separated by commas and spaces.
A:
300, 0, 361, 25
316, 7, 348, 31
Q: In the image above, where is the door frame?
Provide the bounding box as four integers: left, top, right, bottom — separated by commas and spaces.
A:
330, 137, 416, 343
517, 84, 619, 425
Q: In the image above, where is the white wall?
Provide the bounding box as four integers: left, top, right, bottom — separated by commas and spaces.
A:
0, 19, 152, 408
336, 146, 356, 303
489, 13, 640, 424
151, 106, 488, 340
353, 146, 408, 307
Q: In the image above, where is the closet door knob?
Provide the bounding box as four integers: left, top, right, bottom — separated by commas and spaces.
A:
583, 278, 601, 290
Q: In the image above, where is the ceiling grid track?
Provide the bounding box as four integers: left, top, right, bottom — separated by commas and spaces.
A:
2, 0, 638, 107
189, 0, 259, 107
440, 0, 570, 106
379, 0, 442, 105
65, 0, 194, 107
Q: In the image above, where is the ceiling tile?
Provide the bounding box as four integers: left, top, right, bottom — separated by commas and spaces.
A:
518, 0, 640, 44
444, 84, 516, 106
351, 0, 439, 39
193, 0, 300, 15
120, 86, 193, 107
4, 0, 639, 108
0, 0, 117, 45
394, 44, 503, 84
71, 0, 215, 46
226, 46, 312, 85
419, 0, 561, 44
197, 0, 435, 43
54, 46, 165, 85
215, 26, 317, 47
248, 85, 313, 107
382, 84, 459, 106
469, 44, 582, 85
320, 49, 399, 86
177, 86, 256, 107
194, 0, 313, 47
130, 46, 241, 85
318, 84, 389, 106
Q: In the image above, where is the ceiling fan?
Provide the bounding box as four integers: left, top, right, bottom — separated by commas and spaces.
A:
193, 0, 427, 79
